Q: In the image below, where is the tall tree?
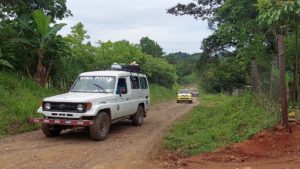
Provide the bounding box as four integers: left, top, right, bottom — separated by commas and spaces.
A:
257, 0, 300, 130
0, 0, 71, 21
0, 0, 71, 78
140, 37, 164, 57
13, 10, 65, 85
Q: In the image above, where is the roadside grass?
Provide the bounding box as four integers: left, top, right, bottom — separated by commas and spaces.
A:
164, 93, 279, 156
150, 84, 178, 104
0, 72, 58, 137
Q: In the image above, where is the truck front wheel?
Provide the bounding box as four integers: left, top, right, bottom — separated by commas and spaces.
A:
90, 112, 110, 141
42, 124, 62, 137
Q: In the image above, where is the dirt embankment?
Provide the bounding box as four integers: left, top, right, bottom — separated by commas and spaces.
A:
160, 122, 300, 169
0, 99, 198, 169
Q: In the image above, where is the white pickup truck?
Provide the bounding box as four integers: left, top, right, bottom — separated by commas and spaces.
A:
30, 64, 150, 141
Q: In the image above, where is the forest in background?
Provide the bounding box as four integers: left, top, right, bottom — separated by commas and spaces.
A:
0, 0, 198, 136
0, 0, 200, 91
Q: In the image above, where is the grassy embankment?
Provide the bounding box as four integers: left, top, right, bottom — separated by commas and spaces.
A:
0, 72, 177, 137
150, 84, 178, 104
164, 93, 279, 156
0, 72, 58, 136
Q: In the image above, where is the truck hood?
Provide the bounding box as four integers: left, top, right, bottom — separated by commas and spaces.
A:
43, 92, 114, 102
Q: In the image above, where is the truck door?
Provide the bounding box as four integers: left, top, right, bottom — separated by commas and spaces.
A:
140, 76, 150, 111
115, 77, 131, 118
128, 76, 141, 115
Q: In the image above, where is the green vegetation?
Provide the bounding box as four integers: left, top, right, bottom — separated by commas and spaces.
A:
0, 72, 58, 136
167, 0, 300, 136
168, 0, 300, 101
140, 37, 164, 58
0, 1, 178, 90
0, 1, 183, 136
150, 84, 178, 104
164, 93, 279, 156
165, 52, 200, 85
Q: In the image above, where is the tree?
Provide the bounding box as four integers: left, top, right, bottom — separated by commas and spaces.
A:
13, 10, 65, 85
169, 0, 259, 91
167, 0, 223, 25
0, 0, 71, 21
95, 40, 177, 87
258, 0, 300, 102
54, 22, 95, 90
257, 0, 300, 130
140, 37, 164, 57
66, 22, 91, 44
165, 52, 200, 85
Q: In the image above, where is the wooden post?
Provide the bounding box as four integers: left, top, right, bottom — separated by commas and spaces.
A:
277, 35, 289, 130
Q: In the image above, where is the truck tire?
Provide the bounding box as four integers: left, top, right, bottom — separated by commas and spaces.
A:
90, 112, 110, 141
132, 105, 144, 126
41, 124, 62, 137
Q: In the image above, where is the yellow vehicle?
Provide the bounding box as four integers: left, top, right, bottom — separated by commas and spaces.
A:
177, 89, 193, 103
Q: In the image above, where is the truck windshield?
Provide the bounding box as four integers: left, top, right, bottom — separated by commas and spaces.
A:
70, 76, 116, 93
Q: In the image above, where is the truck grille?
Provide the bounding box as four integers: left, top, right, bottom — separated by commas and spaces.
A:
42, 102, 87, 113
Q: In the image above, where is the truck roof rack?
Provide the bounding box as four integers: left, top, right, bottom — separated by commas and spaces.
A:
109, 63, 141, 73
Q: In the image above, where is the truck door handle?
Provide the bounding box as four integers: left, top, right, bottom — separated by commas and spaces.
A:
126, 98, 130, 100
146, 96, 148, 99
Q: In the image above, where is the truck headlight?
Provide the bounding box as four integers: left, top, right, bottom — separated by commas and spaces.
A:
87, 102, 93, 110
44, 103, 51, 110
77, 104, 84, 112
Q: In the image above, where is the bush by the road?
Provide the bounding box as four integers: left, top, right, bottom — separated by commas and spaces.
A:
164, 93, 279, 156
150, 84, 178, 104
0, 72, 58, 137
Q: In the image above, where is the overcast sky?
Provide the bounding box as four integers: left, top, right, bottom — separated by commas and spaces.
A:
59, 0, 212, 54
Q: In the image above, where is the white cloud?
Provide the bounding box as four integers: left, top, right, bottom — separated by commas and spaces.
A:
59, 0, 213, 54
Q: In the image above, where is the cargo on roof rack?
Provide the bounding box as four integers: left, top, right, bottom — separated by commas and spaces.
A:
110, 63, 140, 73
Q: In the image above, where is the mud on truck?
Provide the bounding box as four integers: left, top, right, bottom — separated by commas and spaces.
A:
29, 63, 150, 141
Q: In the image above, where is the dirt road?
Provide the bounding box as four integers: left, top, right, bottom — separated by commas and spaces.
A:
0, 99, 198, 169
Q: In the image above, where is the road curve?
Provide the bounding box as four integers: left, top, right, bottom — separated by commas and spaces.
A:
0, 99, 198, 169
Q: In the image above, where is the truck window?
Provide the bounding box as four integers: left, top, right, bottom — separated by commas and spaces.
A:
140, 77, 148, 89
130, 76, 140, 89
116, 78, 127, 94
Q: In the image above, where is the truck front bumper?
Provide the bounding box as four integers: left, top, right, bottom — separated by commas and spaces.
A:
28, 118, 94, 126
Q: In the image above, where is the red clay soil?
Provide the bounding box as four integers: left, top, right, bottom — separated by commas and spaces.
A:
160, 122, 300, 169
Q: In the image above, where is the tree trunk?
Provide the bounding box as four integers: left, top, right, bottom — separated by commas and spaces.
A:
250, 59, 261, 93
45, 57, 54, 88
34, 48, 47, 86
277, 35, 290, 131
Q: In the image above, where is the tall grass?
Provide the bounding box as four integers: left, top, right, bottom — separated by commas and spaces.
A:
164, 93, 280, 156
0, 72, 58, 136
150, 84, 178, 104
